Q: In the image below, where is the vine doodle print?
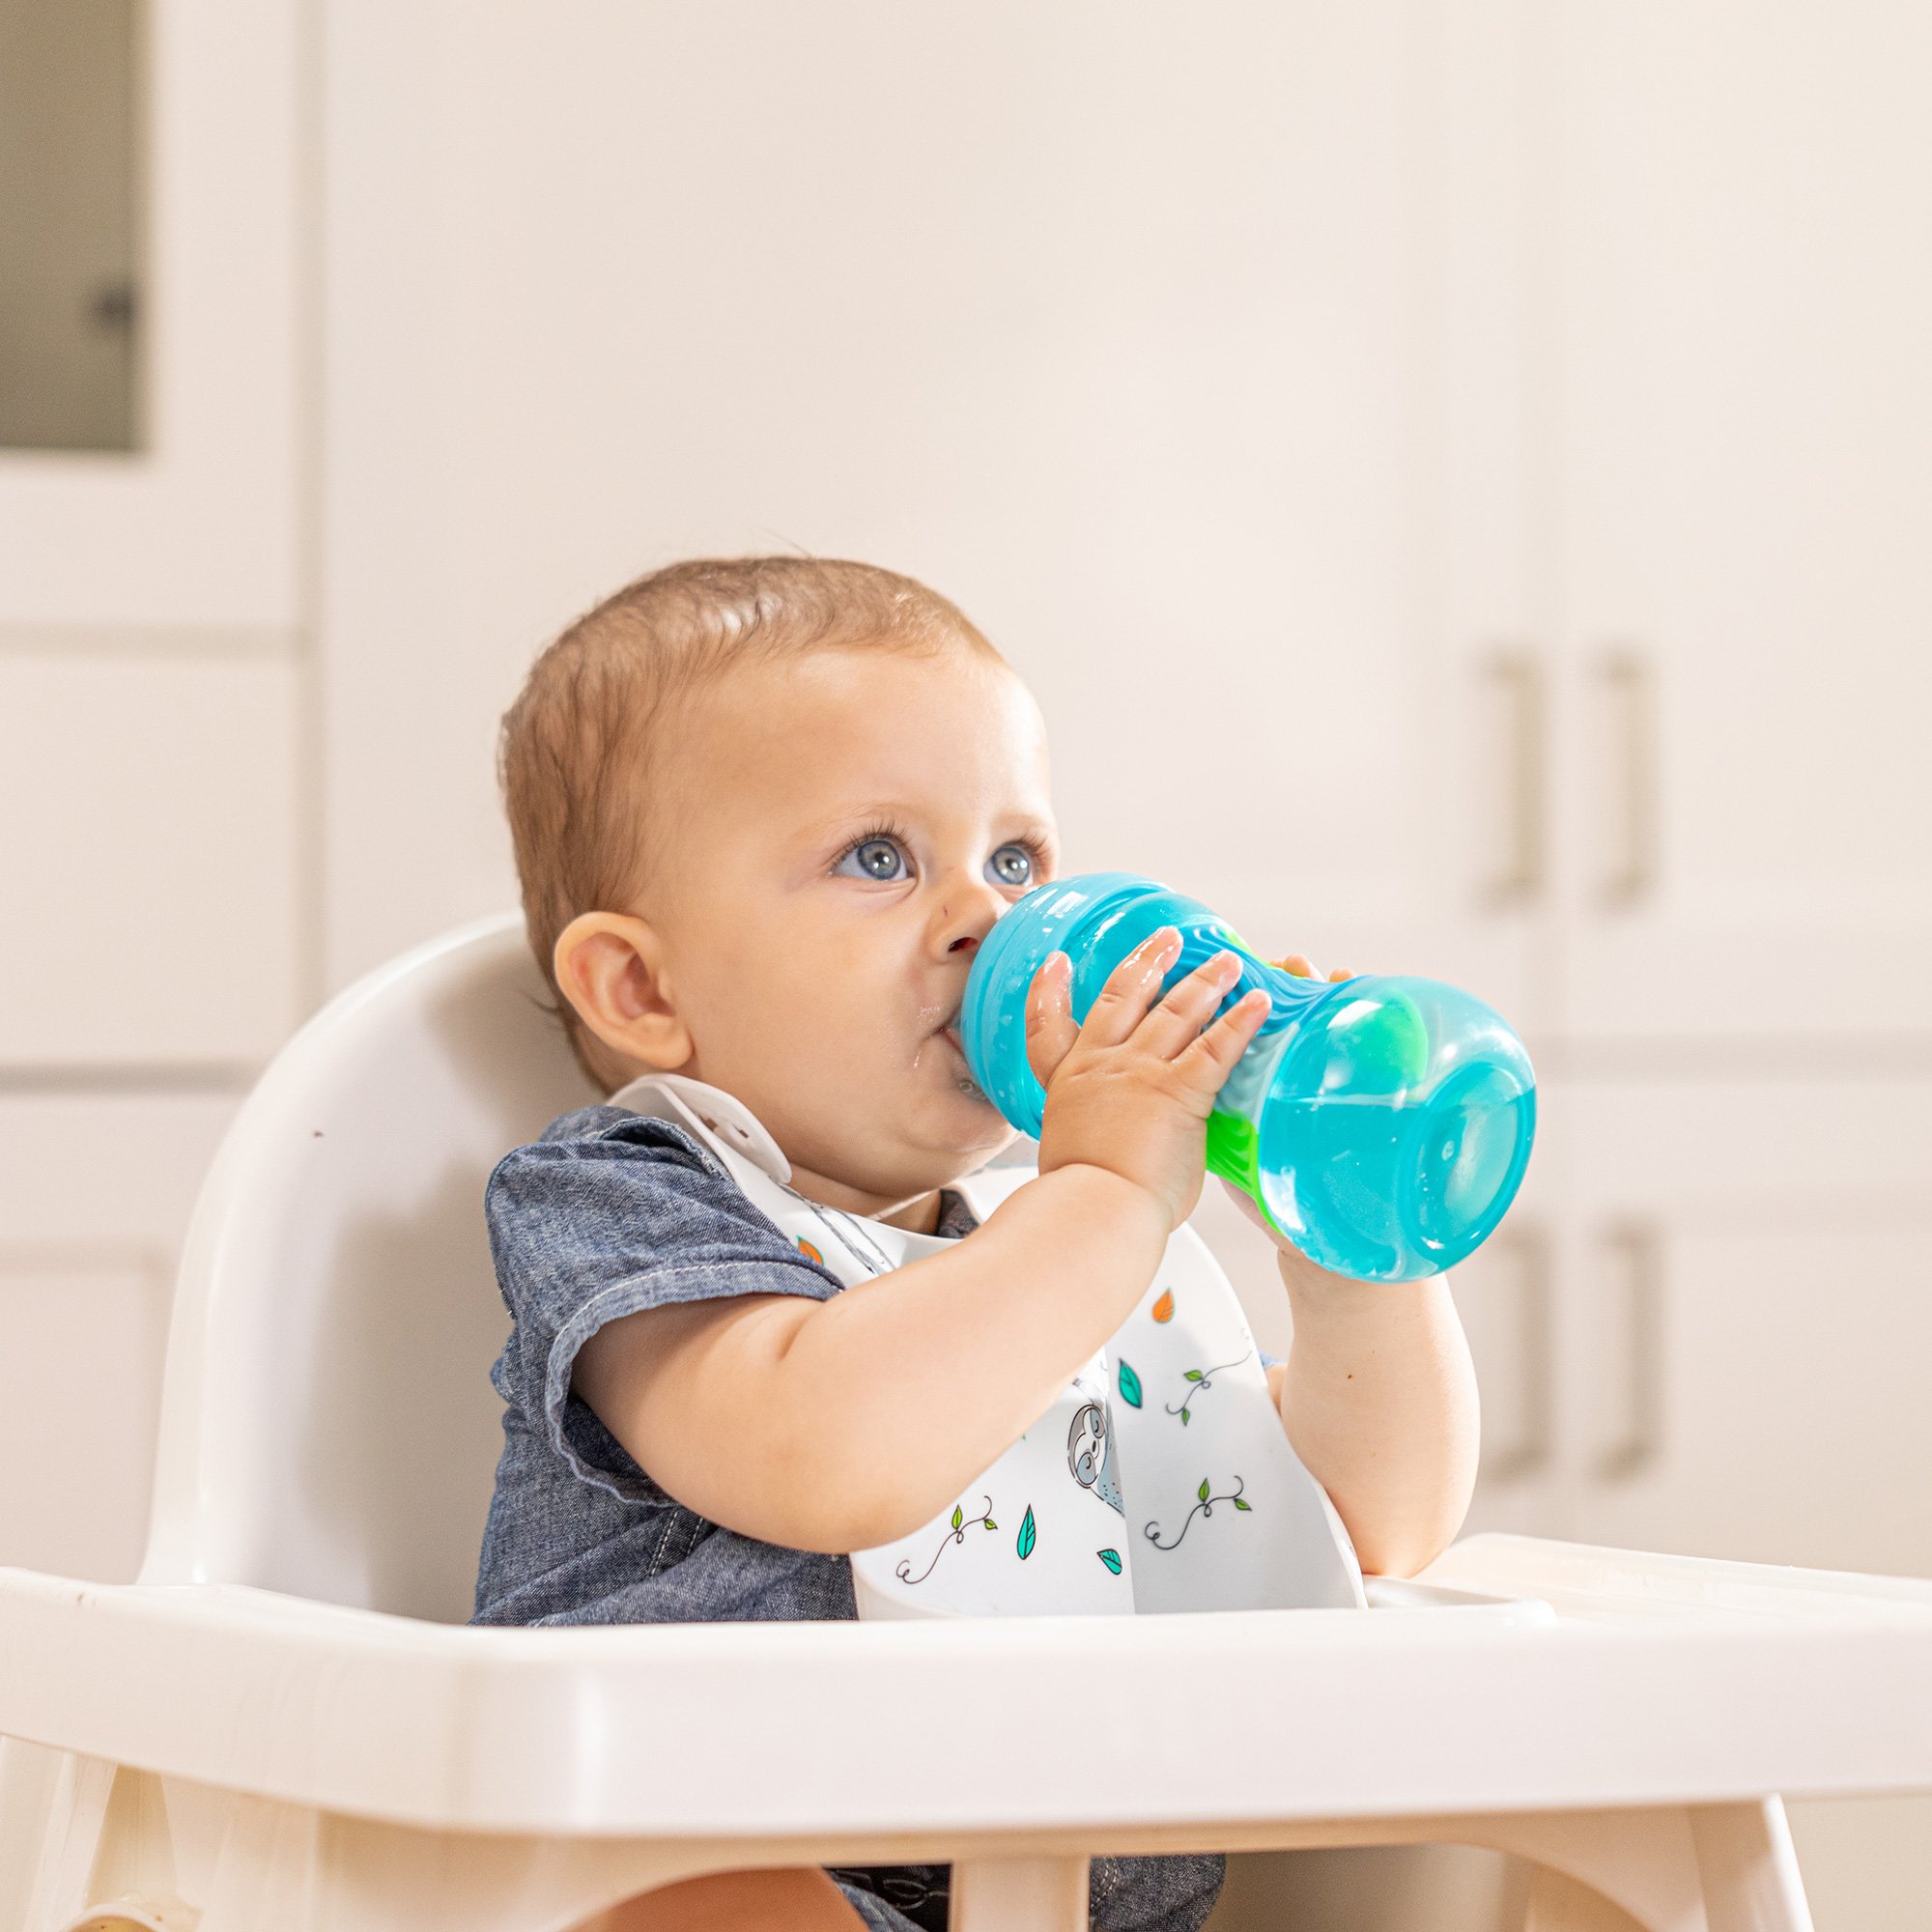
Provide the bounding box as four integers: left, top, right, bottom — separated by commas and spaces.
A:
895, 1495, 999, 1586
1144, 1474, 1252, 1552
1164, 1348, 1252, 1427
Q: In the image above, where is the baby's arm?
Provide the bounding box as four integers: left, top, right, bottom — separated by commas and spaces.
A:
1264, 1242, 1479, 1577
574, 930, 1269, 1553
1245, 951, 1481, 1577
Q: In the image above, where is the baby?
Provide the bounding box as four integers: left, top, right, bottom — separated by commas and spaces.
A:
474, 556, 1480, 1932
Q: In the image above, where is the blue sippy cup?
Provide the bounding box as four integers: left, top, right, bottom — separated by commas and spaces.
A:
958, 872, 1536, 1282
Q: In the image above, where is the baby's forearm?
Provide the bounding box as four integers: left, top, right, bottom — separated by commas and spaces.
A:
770, 1165, 1170, 1548
1274, 1254, 1480, 1577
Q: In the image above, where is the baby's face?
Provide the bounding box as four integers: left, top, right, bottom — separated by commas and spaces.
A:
640, 643, 1058, 1211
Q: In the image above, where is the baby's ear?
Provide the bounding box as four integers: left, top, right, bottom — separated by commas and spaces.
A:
554, 912, 694, 1072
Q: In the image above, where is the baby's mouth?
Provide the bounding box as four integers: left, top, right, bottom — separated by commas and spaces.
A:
936, 1009, 984, 1095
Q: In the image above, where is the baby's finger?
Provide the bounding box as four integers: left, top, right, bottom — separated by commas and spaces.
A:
1328, 965, 1351, 982
1278, 952, 1317, 979
1131, 949, 1244, 1060
1173, 987, 1272, 1094
1078, 927, 1182, 1048
1024, 952, 1080, 1085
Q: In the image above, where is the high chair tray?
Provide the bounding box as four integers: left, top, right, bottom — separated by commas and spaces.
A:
4, 1535, 1932, 1842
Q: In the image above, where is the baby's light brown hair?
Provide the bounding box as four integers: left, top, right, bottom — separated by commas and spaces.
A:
499, 554, 1002, 1087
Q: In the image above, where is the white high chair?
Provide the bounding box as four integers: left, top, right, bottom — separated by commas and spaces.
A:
4, 916, 1931, 1932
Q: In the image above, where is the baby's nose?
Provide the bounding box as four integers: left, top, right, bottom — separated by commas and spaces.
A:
932, 875, 1007, 956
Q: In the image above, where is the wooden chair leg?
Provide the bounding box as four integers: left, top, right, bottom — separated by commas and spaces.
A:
951, 1856, 1090, 1932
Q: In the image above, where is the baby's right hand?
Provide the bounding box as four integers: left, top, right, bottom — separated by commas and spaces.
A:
1027, 927, 1272, 1232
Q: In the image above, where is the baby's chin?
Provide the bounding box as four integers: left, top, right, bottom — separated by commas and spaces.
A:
766, 1074, 1012, 1203
894, 1094, 1015, 1177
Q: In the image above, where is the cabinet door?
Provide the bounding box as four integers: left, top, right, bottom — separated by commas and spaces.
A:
1549, 6, 1932, 1042
0, 0, 303, 636
321, 2, 1534, 1019
0, 655, 303, 1068
1556, 1078, 1932, 1577
0, 1094, 237, 1581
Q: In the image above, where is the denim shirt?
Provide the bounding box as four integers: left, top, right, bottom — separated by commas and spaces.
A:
474, 1104, 908, 1624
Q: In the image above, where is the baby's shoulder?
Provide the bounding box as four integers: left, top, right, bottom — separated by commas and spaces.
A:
484, 1103, 799, 1264
508, 1103, 727, 1166
489, 1105, 724, 1203
534, 1103, 682, 1148
482, 1102, 837, 1336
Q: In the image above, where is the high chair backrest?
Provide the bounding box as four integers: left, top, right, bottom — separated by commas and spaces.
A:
141, 916, 597, 1619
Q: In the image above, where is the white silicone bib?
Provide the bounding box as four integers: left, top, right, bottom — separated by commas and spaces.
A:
611, 1073, 1364, 1621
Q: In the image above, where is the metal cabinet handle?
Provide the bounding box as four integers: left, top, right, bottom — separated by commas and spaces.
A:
1598, 649, 1659, 907
1595, 1221, 1663, 1480
1481, 650, 1546, 907
1462, 1224, 1553, 1482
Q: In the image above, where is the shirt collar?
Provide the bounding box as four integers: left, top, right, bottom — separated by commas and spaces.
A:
605, 1071, 794, 1183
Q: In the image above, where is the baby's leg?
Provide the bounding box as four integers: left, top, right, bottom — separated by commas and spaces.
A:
583, 1866, 867, 1931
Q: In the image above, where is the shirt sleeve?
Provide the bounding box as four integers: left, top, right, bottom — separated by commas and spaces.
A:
486, 1108, 840, 1502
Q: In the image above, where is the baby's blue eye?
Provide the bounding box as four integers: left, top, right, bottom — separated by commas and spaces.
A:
985, 843, 1035, 890
836, 836, 910, 882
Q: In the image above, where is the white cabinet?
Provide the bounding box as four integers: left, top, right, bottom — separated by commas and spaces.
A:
0, 0, 310, 1076
1439, 0, 1932, 1561
0, 1094, 237, 1580
1558, 1079, 1932, 1576
1544, 5, 1932, 1045
0, 0, 306, 639
1436, 13, 1932, 1920
0, 655, 303, 1068
0, 1, 308, 1574
1459, 1079, 1932, 1576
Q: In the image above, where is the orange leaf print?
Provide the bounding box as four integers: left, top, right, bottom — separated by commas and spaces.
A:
797, 1238, 824, 1264
1151, 1288, 1175, 1323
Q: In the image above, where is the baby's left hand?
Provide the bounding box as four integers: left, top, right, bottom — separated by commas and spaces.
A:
1220, 951, 1353, 1279
1273, 952, 1351, 986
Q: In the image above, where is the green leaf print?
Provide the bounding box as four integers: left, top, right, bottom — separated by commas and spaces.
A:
1197, 1477, 1210, 1503
1098, 1548, 1122, 1575
1234, 1497, 1252, 1511
951, 1505, 962, 1531
1118, 1359, 1143, 1408
984, 1519, 997, 1530
1184, 1369, 1204, 1382
1017, 1504, 1037, 1560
